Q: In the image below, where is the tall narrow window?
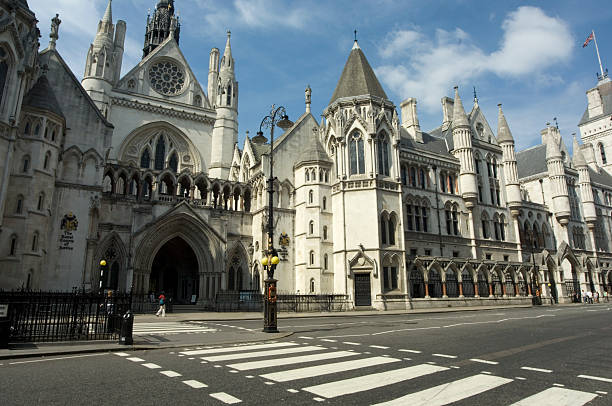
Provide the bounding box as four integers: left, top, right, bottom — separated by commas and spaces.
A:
9, 236, 17, 256
322, 197, 327, 210
226, 84, 232, 106
422, 206, 428, 233
382, 138, 390, 176
310, 251, 315, 265
419, 169, 426, 189
15, 196, 22, 214
500, 219, 506, 241
308, 190, 313, 204
310, 278, 315, 293
381, 217, 387, 244
324, 254, 328, 270
31, 233, 38, 252
305, 170, 310, 182
169, 153, 178, 172
414, 206, 421, 232
599, 143, 607, 164
410, 167, 416, 186
37, 193, 44, 211
155, 136, 166, 170
445, 208, 452, 234
388, 217, 395, 245
22, 156, 30, 173
440, 173, 446, 193
309, 221, 314, 235
406, 204, 413, 231
323, 226, 328, 240
452, 207, 459, 235
43, 152, 51, 170
140, 149, 150, 169
401, 166, 407, 185
0, 48, 8, 105
349, 131, 365, 175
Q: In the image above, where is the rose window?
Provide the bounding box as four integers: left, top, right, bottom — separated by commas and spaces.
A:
149, 61, 185, 96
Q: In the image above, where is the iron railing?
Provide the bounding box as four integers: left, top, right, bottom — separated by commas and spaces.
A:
131, 294, 174, 314
214, 291, 349, 312
0, 289, 131, 343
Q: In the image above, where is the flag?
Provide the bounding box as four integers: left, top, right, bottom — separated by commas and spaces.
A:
583, 32, 594, 48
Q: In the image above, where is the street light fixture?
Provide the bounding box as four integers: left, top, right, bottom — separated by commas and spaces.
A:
99, 259, 107, 294
258, 105, 292, 333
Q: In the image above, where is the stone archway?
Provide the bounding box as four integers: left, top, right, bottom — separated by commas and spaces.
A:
150, 237, 199, 304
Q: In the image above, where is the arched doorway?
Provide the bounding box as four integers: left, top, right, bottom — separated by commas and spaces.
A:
150, 237, 199, 304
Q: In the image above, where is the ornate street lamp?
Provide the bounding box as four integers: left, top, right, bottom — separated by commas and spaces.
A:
99, 259, 107, 294
258, 105, 292, 333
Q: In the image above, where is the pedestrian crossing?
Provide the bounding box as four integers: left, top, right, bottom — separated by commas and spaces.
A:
177, 341, 605, 405
132, 322, 217, 336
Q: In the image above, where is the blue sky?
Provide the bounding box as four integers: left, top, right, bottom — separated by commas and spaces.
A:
30, 0, 612, 152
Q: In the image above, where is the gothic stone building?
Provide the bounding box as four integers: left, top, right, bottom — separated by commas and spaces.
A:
1, 0, 612, 309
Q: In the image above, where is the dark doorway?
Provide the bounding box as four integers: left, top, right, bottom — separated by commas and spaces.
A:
151, 237, 199, 304
354, 273, 371, 306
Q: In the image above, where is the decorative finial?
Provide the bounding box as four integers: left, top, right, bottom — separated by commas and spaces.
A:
227, 30, 231, 39
354, 29, 357, 42
473, 86, 478, 101
49, 13, 61, 50
305, 85, 312, 114
553, 117, 559, 129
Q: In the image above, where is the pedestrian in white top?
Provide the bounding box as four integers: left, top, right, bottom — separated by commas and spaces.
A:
587, 290, 593, 304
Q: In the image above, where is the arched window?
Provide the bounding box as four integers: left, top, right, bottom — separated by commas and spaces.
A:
406, 203, 413, 231
169, 153, 178, 172
482, 212, 490, 239
140, 149, 150, 169
409, 167, 416, 186
226, 84, 232, 106
26, 271, 32, 290
194, 95, 202, 107
401, 165, 407, 185
308, 190, 313, 204
381, 216, 387, 244
34, 124, 41, 137
51, 130, 57, 142
103, 174, 113, 193
421, 203, 429, 233
31, 232, 38, 252
309, 250, 315, 265
154, 136, 166, 170
309, 220, 314, 235
324, 254, 328, 270
43, 151, 51, 170
22, 155, 30, 173
322, 197, 327, 210
599, 143, 607, 164
388, 216, 396, 245
499, 216, 506, 241
9, 235, 17, 256
377, 133, 390, 176
0, 47, 9, 105
37, 193, 44, 211
323, 226, 328, 240
23, 122, 30, 135
474, 154, 481, 174
305, 170, 310, 182
310, 278, 315, 293
15, 195, 23, 214
419, 168, 426, 189
349, 131, 365, 175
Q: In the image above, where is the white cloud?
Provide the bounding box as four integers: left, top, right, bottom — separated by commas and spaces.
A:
376, 6, 574, 113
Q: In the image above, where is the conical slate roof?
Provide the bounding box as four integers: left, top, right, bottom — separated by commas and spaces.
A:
451, 87, 469, 129
329, 41, 388, 104
573, 136, 587, 167
298, 138, 332, 165
496, 104, 514, 143
23, 75, 65, 119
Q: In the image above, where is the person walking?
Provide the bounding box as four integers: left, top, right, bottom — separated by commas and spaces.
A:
587, 290, 593, 304
156, 292, 166, 317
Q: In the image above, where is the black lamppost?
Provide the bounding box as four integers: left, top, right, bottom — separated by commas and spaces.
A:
99, 259, 108, 295
257, 105, 293, 333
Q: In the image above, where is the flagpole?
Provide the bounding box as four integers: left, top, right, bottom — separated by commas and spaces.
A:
592, 30, 604, 77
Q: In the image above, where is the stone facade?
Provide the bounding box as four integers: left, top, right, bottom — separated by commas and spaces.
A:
1, 0, 611, 309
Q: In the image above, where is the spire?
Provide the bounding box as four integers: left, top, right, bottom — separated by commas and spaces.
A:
220, 30, 233, 72
102, 0, 112, 24
451, 86, 469, 129
330, 40, 388, 104
496, 103, 514, 143
545, 125, 562, 159
572, 134, 587, 167
473, 86, 478, 107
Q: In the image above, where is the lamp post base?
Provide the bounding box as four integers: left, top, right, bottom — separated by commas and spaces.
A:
263, 278, 278, 333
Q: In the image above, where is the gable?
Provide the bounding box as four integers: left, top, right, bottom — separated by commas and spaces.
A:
115, 36, 210, 109
469, 106, 497, 145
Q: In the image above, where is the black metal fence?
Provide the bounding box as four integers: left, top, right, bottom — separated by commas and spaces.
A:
214, 291, 349, 312
0, 290, 131, 343
131, 294, 174, 314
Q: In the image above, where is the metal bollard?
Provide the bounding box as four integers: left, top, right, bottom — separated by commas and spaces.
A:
119, 310, 134, 345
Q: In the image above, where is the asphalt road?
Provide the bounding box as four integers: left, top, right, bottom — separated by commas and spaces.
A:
2, 305, 611, 405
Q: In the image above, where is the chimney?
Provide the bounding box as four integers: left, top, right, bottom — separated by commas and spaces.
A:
400, 98, 423, 143
441, 96, 454, 131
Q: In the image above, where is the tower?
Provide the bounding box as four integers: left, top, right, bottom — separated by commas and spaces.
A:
209, 31, 238, 179
82, 0, 126, 117
497, 104, 521, 211
207, 47, 220, 107
545, 125, 571, 237
451, 87, 478, 207
143, 0, 180, 58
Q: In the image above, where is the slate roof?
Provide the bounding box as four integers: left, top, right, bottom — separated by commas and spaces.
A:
400, 128, 454, 159
516, 144, 547, 179
588, 167, 612, 187
297, 138, 332, 165
329, 42, 388, 104
22, 75, 65, 119
579, 80, 612, 126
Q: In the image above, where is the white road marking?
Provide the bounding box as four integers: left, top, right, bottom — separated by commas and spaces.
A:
229, 370, 238, 373
399, 349, 421, 353
320, 339, 337, 343
521, 366, 553, 373
160, 370, 182, 377
200, 346, 324, 362
8, 353, 105, 365
516, 377, 527, 380
450, 366, 460, 369
372, 373, 512, 406
142, 363, 161, 369
369, 345, 390, 349
299, 336, 314, 339
182, 380, 208, 389
432, 353, 457, 359
114, 352, 130, 357
426, 361, 437, 365
313, 398, 325, 402
470, 358, 499, 365
209, 392, 242, 404
403, 358, 412, 361
227, 351, 358, 371
245, 375, 254, 378
302, 364, 448, 399
553, 383, 565, 387
596, 391, 608, 395
509, 387, 597, 405
578, 374, 612, 383
180, 342, 298, 356
287, 389, 299, 393
260, 356, 400, 382
343, 342, 361, 346
126, 357, 145, 362
481, 371, 492, 375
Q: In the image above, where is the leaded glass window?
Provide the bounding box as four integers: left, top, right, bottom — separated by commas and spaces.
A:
155, 137, 165, 170
349, 131, 365, 175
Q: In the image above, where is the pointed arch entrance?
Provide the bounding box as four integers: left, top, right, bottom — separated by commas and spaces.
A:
151, 237, 199, 304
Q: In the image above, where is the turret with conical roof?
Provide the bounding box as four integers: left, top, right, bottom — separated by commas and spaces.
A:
573, 136, 597, 224
209, 31, 238, 179
545, 126, 570, 226
497, 104, 521, 211
451, 86, 478, 207
82, 0, 126, 117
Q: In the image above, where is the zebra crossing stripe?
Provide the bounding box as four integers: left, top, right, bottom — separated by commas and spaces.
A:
509, 387, 598, 406
209, 392, 242, 404
302, 364, 448, 399
260, 356, 401, 383
180, 342, 298, 356
371, 373, 512, 406
200, 346, 325, 362
227, 351, 358, 371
